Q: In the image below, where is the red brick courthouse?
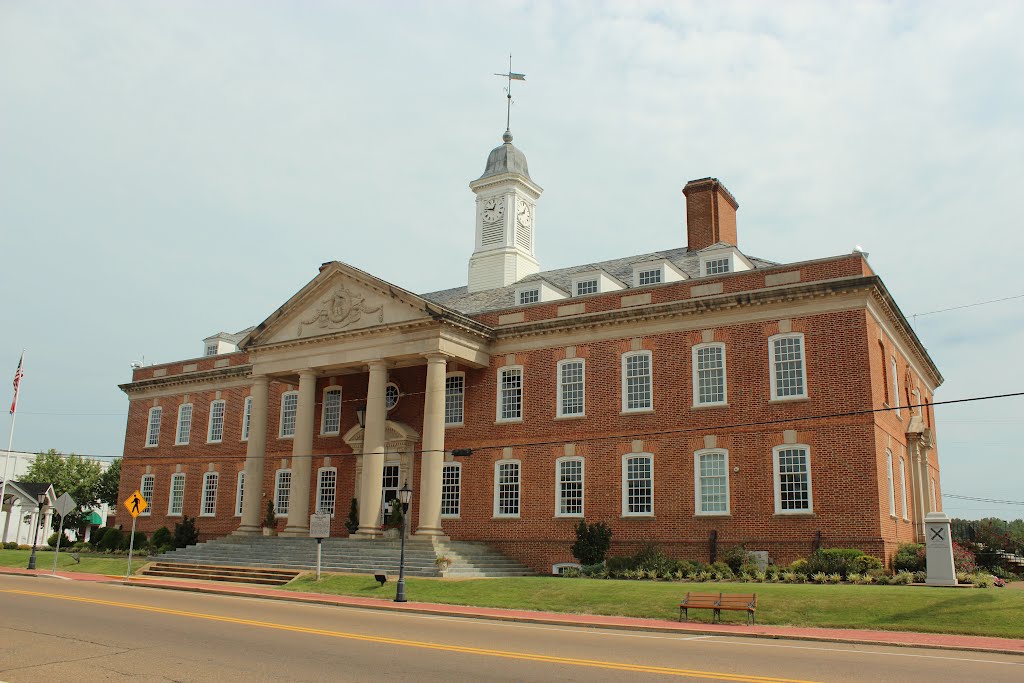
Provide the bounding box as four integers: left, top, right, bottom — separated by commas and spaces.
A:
117, 131, 943, 572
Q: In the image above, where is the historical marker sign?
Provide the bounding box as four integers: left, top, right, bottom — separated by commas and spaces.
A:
123, 490, 148, 518
309, 513, 331, 539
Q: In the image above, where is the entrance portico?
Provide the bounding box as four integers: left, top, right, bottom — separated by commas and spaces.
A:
233, 262, 491, 539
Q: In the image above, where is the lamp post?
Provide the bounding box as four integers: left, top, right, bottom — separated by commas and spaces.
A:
26, 493, 46, 570
355, 405, 367, 429
394, 482, 413, 603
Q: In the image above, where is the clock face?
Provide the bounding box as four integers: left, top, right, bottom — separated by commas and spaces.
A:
481, 196, 505, 223
516, 200, 533, 228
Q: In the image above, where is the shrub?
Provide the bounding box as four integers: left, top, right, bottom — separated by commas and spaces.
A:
90, 527, 108, 547
344, 498, 359, 535
720, 544, 750, 574
827, 573, 842, 584
811, 572, 828, 584
173, 516, 200, 548
854, 555, 885, 576
561, 567, 582, 578
913, 570, 927, 584
121, 530, 146, 551
263, 501, 276, 528
570, 520, 613, 566
605, 555, 637, 575
781, 572, 797, 583
805, 548, 865, 579
580, 563, 605, 577
892, 543, 926, 573
952, 543, 977, 574
633, 543, 672, 573
789, 559, 810, 576
847, 572, 863, 584
47, 531, 72, 548
893, 570, 914, 585
973, 574, 993, 588
97, 527, 123, 552
3, 542, 17, 550
754, 570, 767, 582
875, 574, 892, 585
151, 527, 172, 548
740, 562, 761, 576
709, 561, 734, 579
71, 541, 88, 551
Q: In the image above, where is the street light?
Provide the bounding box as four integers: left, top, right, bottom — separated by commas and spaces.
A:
394, 482, 413, 603
26, 493, 47, 570
355, 404, 367, 429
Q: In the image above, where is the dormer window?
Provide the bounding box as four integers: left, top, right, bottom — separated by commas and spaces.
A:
705, 258, 731, 275
637, 269, 661, 285
698, 248, 752, 278
205, 344, 218, 357
576, 279, 598, 296
570, 270, 625, 297
519, 288, 539, 305
631, 260, 685, 288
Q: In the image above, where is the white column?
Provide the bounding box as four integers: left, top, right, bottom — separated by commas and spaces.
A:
283, 369, 317, 536
417, 354, 447, 536
356, 361, 389, 536
236, 375, 270, 535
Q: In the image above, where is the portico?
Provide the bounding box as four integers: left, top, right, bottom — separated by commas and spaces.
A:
233, 262, 491, 539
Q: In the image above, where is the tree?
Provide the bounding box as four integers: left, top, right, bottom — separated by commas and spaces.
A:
571, 520, 613, 566
95, 458, 121, 507
22, 449, 101, 532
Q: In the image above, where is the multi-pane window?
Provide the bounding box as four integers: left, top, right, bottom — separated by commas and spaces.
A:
317, 467, 337, 516
445, 374, 465, 426
146, 407, 162, 447
695, 450, 729, 514
557, 360, 585, 417
892, 358, 901, 417
168, 473, 186, 516
623, 455, 653, 515
175, 404, 193, 445
693, 344, 726, 405
242, 396, 253, 441
275, 469, 292, 516
322, 388, 342, 435
705, 257, 731, 275
556, 458, 584, 517
205, 344, 218, 356
494, 461, 521, 517
638, 269, 662, 286
773, 446, 812, 513
382, 464, 400, 493
235, 470, 245, 516
497, 367, 523, 421
886, 450, 896, 517
622, 352, 653, 411
769, 334, 807, 399
519, 289, 539, 305
201, 472, 219, 517
575, 279, 598, 296
899, 456, 909, 520
385, 383, 400, 410
280, 391, 298, 438
441, 462, 461, 517
207, 400, 225, 443
140, 474, 155, 516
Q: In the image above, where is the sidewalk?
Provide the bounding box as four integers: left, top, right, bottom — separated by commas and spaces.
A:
3, 566, 1022, 656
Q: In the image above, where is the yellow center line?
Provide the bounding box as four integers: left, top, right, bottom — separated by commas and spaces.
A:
2, 589, 820, 683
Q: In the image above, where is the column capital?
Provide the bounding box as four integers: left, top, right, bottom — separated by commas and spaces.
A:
297, 368, 319, 380
250, 374, 270, 387
423, 353, 449, 365
366, 359, 391, 372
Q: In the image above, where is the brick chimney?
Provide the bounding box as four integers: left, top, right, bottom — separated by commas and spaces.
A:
682, 177, 739, 251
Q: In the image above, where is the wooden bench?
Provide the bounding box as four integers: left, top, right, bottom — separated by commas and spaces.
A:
679, 592, 757, 625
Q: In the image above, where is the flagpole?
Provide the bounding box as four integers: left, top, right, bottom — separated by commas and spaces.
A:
1, 351, 25, 542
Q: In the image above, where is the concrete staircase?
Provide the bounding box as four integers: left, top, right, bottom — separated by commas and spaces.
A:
150, 536, 534, 579
141, 562, 300, 586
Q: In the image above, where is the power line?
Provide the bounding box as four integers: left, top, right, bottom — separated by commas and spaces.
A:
943, 493, 1024, 506
912, 293, 1024, 319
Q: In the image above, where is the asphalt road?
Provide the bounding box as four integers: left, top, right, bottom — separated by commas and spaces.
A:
0, 574, 1021, 682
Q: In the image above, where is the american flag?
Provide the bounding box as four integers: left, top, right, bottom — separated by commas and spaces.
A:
10, 353, 24, 416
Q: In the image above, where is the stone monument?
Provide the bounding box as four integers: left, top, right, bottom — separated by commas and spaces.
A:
924, 511, 957, 586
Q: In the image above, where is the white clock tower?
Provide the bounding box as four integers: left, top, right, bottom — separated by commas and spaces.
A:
467, 130, 544, 293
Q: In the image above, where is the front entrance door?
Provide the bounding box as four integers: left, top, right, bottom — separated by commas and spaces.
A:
380, 463, 400, 526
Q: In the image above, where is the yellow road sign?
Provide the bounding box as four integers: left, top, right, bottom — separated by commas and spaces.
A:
124, 490, 148, 518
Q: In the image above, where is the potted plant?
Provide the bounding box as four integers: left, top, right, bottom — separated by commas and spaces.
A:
262, 501, 277, 537
434, 555, 453, 576
382, 499, 403, 539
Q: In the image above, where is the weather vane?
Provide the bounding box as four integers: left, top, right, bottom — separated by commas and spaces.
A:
494, 54, 525, 133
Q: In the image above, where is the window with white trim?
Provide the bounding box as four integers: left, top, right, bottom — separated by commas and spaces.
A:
621, 351, 652, 412
321, 387, 342, 435
557, 359, 585, 417
552, 562, 582, 575
241, 396, 252, 441
769, 334, 807, 400
201, 472, 219, 517
146, 407, 162, 447
441, 462, 461, 517
637, 269, 662, 286
235, 470, 245, 516
695, 450, 729, 515
693, 343, 726, 406
886, 450, 896, 517
704, 257, 731, 275
140, 474, 155, 516
497, 366, 523, 421
556, 457, 584, 517
899, 456, 909, 520
205, 344, 218, 356
575, 279, 598, 296
316, 467, 337, 516
518, 288, 539, 305
385, 383, 400, 410
773, 445, 812, 514
622, 454, 653, 516
279, 391, 298, 438
275, 469, 292, 516
445, 373, 465, 426
207, 399, 225, 443
892, 358, 901, 417
175, 404, 193, 445
494, 460, 521, 517
168, 473, 186, 516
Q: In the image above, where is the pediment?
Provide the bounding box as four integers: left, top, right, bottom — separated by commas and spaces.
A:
243, 262, 435, 348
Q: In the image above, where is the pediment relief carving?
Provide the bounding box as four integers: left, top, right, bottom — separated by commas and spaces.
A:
298, 285, 384, 336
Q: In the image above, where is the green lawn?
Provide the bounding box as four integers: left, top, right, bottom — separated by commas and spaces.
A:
283, 574, 1024, 639
0, 549, 143, 576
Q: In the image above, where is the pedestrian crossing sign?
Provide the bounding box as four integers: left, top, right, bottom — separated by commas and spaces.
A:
124, 490, 148, 518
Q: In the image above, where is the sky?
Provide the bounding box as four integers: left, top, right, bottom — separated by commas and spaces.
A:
1, 1, 1022, 521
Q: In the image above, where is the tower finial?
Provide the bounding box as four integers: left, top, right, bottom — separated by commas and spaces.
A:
494, 54, 525, 141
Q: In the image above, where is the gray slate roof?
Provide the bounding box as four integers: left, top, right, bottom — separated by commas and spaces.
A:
422, 245, 778, 316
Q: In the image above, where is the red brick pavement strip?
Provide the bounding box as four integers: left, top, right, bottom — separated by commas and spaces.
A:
3, 566, 1022, 656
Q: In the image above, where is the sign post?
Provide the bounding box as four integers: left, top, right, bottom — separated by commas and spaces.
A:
123, 490, 148, 579
309, 512, 331, 581
51, 492, 77, 575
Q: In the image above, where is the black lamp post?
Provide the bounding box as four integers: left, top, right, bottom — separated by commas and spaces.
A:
355, 405, 367, 429
394, 482, 413, 603
26, 493, 47, 570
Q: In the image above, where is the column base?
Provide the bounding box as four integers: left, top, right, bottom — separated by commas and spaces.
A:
354, 526, 381, 539
281, 526, 310, 537
414, 527, 445, 537
233, 525, 263, 537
